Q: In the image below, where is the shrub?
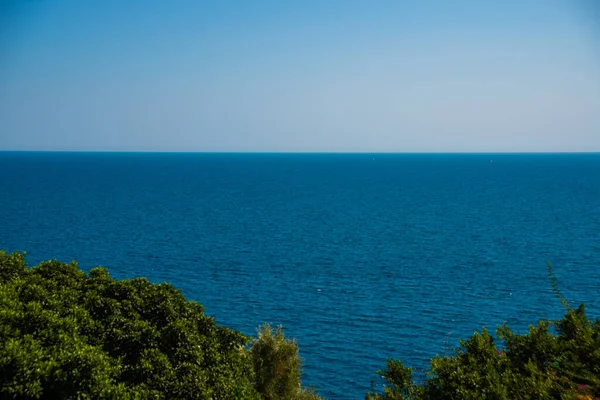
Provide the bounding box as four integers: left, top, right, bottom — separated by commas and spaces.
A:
247, 324, 322, 400
0, 251, 259, 399
366, 265, 600, 400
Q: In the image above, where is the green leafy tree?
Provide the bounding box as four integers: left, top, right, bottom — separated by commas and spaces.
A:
366, 264, 599, 400
0, 251, 260, 399
248, 323, 322, 400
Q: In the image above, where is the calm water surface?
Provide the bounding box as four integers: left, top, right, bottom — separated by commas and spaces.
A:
1, 152, 599, 398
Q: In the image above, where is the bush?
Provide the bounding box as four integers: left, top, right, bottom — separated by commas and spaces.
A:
366, 265, 600, 400
247, 324, 322, 400
0, 251, 260, 399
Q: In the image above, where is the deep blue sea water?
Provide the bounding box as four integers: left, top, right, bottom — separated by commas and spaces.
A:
1, 152, 599, 398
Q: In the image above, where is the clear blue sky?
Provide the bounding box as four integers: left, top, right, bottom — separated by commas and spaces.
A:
1, 0, 599, 152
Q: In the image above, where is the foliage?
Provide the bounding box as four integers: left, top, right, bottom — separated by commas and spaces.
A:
7, 249, 595, 400
366, 264, 600, 400
0, 250, 263, 399
548, 261, 572, 312
247, 324, 322, 400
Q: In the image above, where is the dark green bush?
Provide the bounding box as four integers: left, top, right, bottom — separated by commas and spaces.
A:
0, 251, 261, 399
0, 251, 322, 399
366, 266, 600, 400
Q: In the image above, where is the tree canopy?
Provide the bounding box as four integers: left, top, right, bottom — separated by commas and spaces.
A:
1, 250, 597, 399
366, 273, 600, 399
0, 251, 320, 399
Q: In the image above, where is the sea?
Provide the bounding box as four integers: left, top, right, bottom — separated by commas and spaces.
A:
1, 152, 599, 399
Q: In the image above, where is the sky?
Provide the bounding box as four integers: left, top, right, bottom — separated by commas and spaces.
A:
1, 0, 599, 152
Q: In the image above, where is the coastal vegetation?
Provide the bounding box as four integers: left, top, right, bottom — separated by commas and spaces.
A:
0, 251, 320, 399
365, 264, 600, 399
1, 251, 598, 399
